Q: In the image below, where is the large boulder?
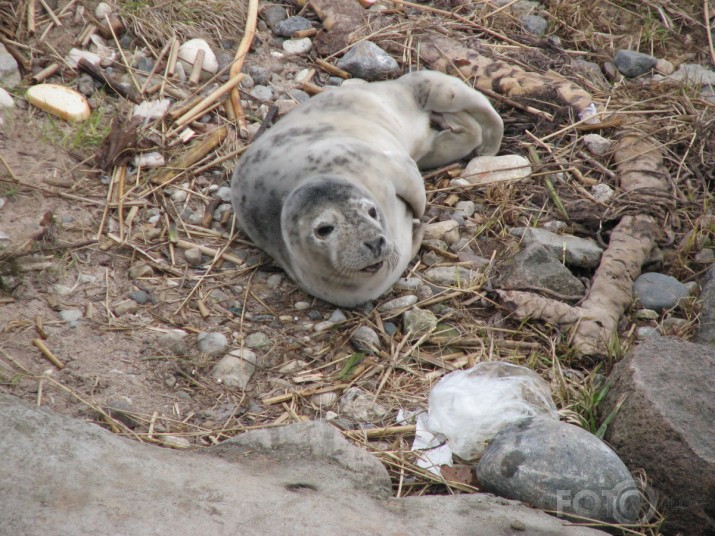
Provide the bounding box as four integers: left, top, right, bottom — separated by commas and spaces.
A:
600, 337, 715, 535
0, 393, 607, 536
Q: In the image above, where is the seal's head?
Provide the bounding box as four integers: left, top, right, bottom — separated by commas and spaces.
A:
281, 176, 401, 305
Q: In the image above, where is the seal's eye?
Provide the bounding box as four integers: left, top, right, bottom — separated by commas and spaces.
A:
368, 207, 378, 219
315, 225, 335, 239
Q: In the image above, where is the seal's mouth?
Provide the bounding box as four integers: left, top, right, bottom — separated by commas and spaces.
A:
361, 261, 383, 274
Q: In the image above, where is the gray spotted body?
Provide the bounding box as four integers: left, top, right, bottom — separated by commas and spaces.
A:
231, 70, 503, 307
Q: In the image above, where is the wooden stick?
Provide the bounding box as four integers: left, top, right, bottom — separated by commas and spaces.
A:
175, 239, 245, 266
344, 424, 416, 439
229, 0, 259, 124
31, 63, 60, 83
262, 383, 349, 405
140, 38, 173, 94
150, 126, 228, 184
166, 39, 179, 78
38, 0, 62, 26
189, 48, 205, 85
170, 77, 244, 131
27, 1, 36, 35
33, 338, 65, 369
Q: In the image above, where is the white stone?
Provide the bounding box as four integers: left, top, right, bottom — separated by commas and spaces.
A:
582, 133, 611, 156
424, 266, 478, 287
423, 220, 459, 243
0, 87, 14, 108
95, 2, 113, 18
282, 38, 312, 55
311, 391, 338, 407
314, 321, 334, 333
178, 39, 219, 80
212, 349, 257, 389
454, 201, 476, 218
378, 295, 418, 312
655, 58, 675, 75
591, 183, 615, 203
460, 155, 531, 185
65, 48, 102, 69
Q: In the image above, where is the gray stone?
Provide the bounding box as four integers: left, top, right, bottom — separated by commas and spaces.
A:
498, 243, 585, 296
509, 227, 603, 269
633, 272, 689, 312
288, 88, 311, 103
0, 43, 20, 88
215, 186, 232, 202
274, 16, 312, 37
59, 309, 83, 326
351, 325, 381, 351
667, 63, 715, 86
247, 65, 272, 85
600, 337, 715, 535
696, 265, 715, 344
613, 49, 657, 78
423, 266, 478, 287
339, 387, 389, 423
402, 307, 437, 336
197, 332, 229, 356
250, 84, 274, 101
328, 309, 347, 323
0, 87, 14, 108
336, 41, 400, 81
454, 200, 476, 218
267, 273, 284, 288
314, 320, 334, 333
245, 331, 270, 349
283, 38, 312, 55
260, 5, 287, 31
128, 290, 150, 305
113, 299, 139, 316
477, 417, 640, 524
378, 295, 418, 311
157, 329, 188, 355
522, 15, 548, 35
582, 133, 611, 156
212, 349, 257, 388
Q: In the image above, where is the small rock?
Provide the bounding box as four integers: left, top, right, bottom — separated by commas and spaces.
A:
282, 38, 312, 55
454, 201, 476, 218
351, 326, 381, 350
250, 85, 274, 101
197, 332, 229, 356
636, 326, 661, 339
0, 87, 14, 108
113, 300, 139, 316
402, 307, 437, 335
591, 183, 615, 203
328, 309, 347, 323
161, 436, 191, 449
279, 359, 308, 374
247, 65, 272, 85
660, 317, 688, 336
184, 247, 203, 267
314, 321, 335, 333
336, 41, 399, 81
260, 5, 287, 31
424, 266, 478, 287
423, 220, 459, 243
394, 277, 421, 291
59, 309, 82, 326
477, 417, 640, 524
266, 274, 284, 288
339, 387, 389, 423
66, 48, 102, 69
274, 16, 312, 37
311, 391, 338, 408
178, 39, 219, 80
383, 322, 398, 336
499, 243, 585, 296
667, 63, 715, 86
613, 49, 657, 78
509, 227, 603, 269
633, 272, 690, 312
128, 290, 149, 305
294, 301, 311, 311
415, 284, 433, 301
461, 155, 532, 185
602, 61, 620, 82
128, 262, 153, 279
244, 332, 270, 349
288, 88, 310, 103
212, 203, 232, 222
635, 308, 659, 320
95, 2, 113, 19
654, 58, 675, 75
521, 15, 548, 35
53, 284, 74, 296
582, 133, 611, 156
379, 295, 418, 311
164, 374, 177, 388
0, 43, 21, 87
157, 330, 188, 355
212, 349, 257, 389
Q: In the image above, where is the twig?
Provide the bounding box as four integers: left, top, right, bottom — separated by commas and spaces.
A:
706, 0, 715, 68
229, 0, 259, 123
262, 383, 350, 405
32, 338, 65, 370
344, 424, 417, 439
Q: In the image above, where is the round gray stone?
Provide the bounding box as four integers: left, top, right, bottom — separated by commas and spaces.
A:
336, 41, 399, 81
351, 325, 381, 351
477, 417, 640, 524
633, 272, 689, 312
274, 16, 312, 37
613, 50, 656, 78
197, 332, 229, 356
521, 15, 548, 35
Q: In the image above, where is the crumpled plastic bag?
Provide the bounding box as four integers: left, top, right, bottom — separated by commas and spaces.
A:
414, 362, 558, 468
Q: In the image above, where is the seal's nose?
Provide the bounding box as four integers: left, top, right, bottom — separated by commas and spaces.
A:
364, 236, 385, 256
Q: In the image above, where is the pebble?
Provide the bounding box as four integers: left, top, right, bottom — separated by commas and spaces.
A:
161, 436, 191, 449
338, 387, 389, 423
245, 332, 270, 349
310, 391, 338, 408
654, 58, 675, 75
294, 301, 311, 311
113, 300, 139, 316
212, 349, 257, 389
415, 284, 433, 301
169, 188, 187, 203
591, 183, 615, 203
636, 326, 661, 339
279, 359, 308, 374
53, 284, 74, 296
288, 88, 310, 103
508, 227, 603, 269
613, 49, 657, 78
157, 330, 188, 355
667, 63, 715, 86
350, 326, 381, 351
266, 274, 284, 288
215, 186, 232, 202
314, 321, 335, 333
0, 87, 14, 108
379, 295, 418, 312
328, 309, 347, 323
282, 38, 312, 55
499, 243, 585, 296
423, 220, 459, 243
477, 417, 640, 524
0, 44, 19, 87
197, 332, 229, 356
184, 248, 203, 267
454, 201, 476, 218
402, 307, 438, 335
521, 15, 548, 35
336, 41, 400, 81
660, 317, 688, 336
423, 266, 478, 287
164, 374, 177, 388
633, 272, 690, 312
461, 155, 532, 185
260, 5, 287, 31
582, 133, 611, 156
178, 39, 219, 80
394, 277, 421, 291
250, 85, 274, 101
274, 16, 312, 37
128, 290, 149, 305
95, 2, 113, 19
59, 309, 82, 326
635, 308, 659, 320
247, 65, 272, 85
383, 322, 398, 336
307, 310, 322, 321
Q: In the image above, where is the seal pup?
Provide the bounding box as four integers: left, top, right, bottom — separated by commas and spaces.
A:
231, 70, 503, 307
